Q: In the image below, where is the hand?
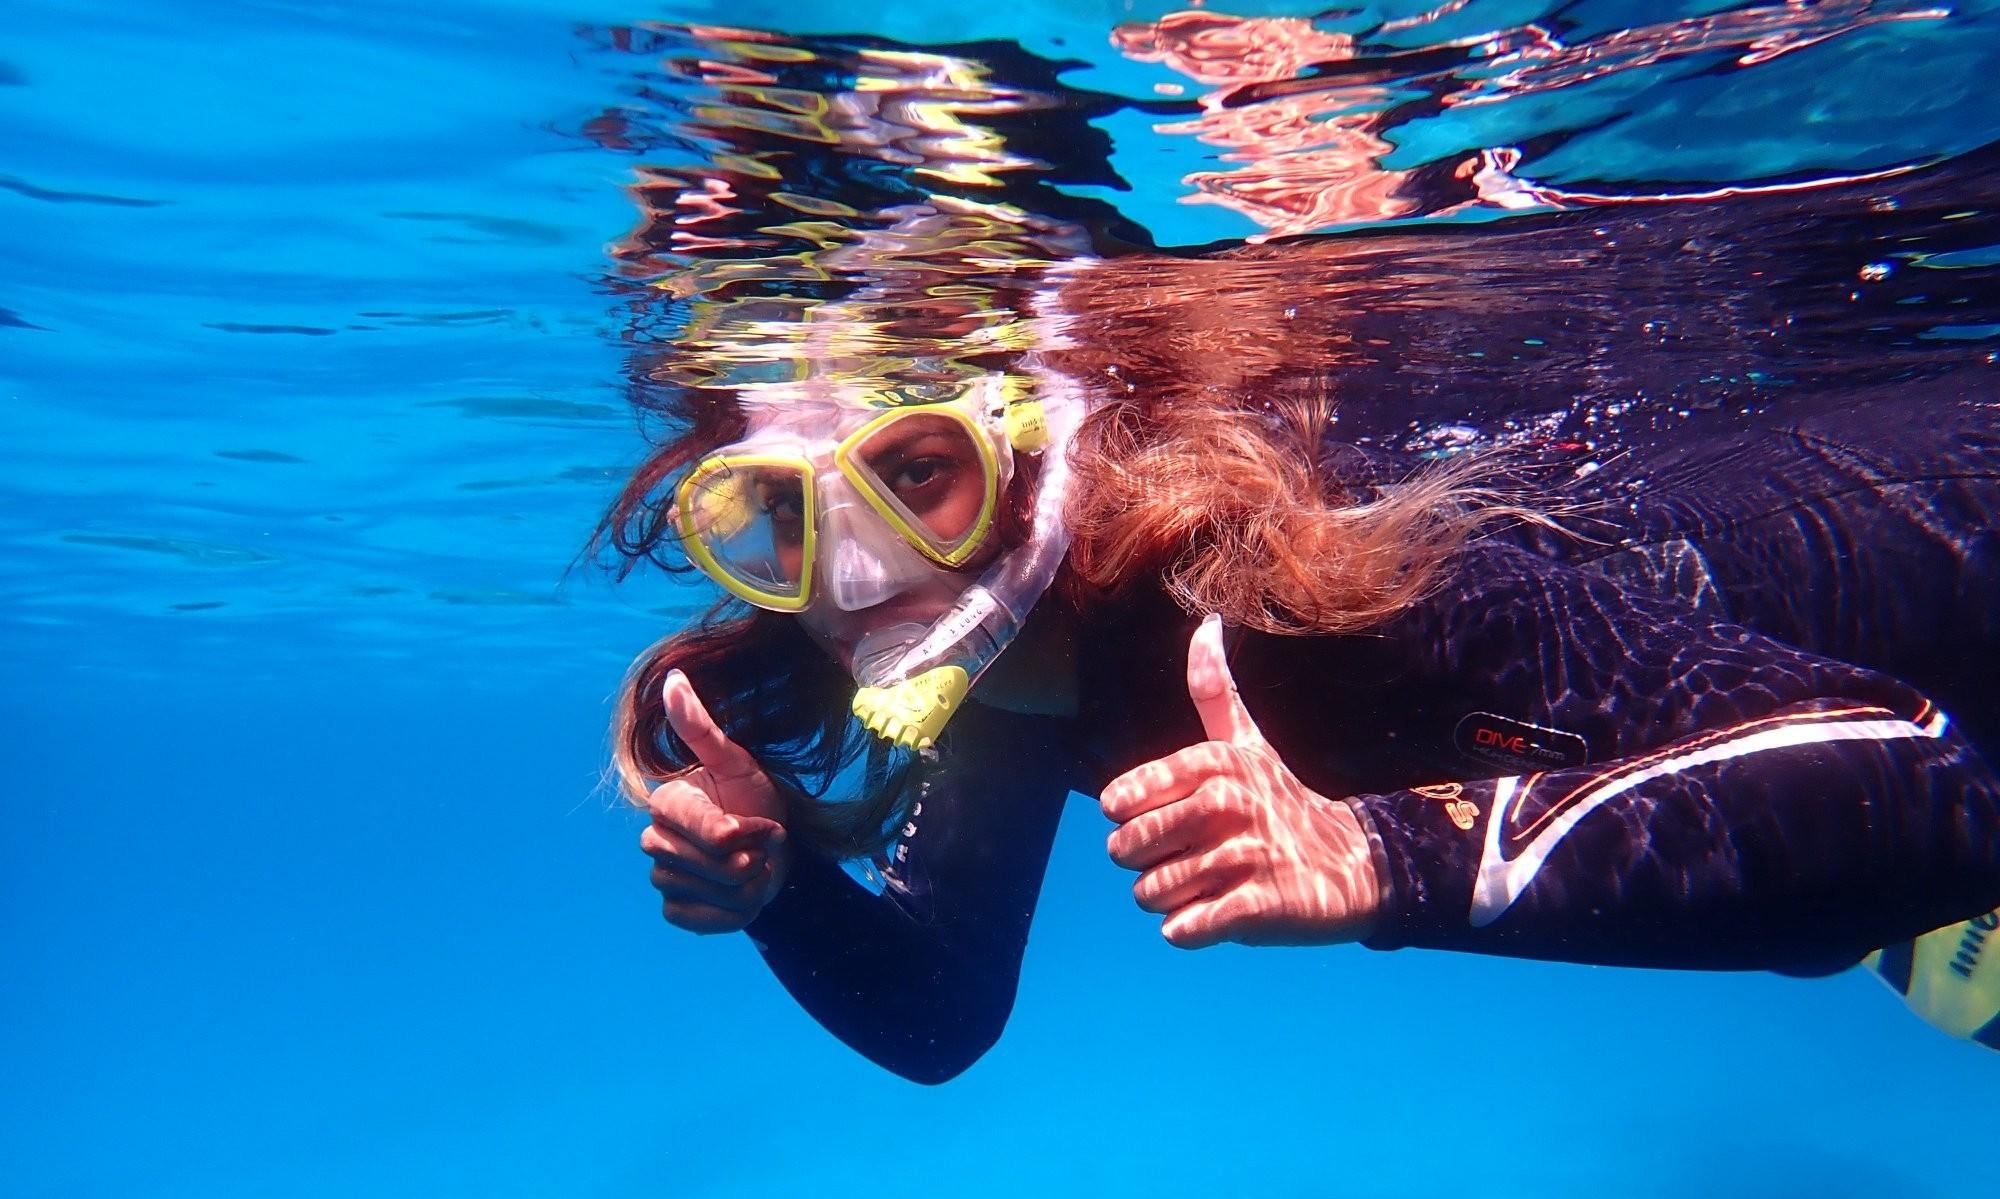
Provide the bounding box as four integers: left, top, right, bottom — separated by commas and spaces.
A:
640, 670, 792, 934
1100, 615, 1381, 949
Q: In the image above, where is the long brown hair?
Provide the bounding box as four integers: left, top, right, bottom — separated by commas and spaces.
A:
1062, 388, 1536, 635
1042, 244, 1550, 636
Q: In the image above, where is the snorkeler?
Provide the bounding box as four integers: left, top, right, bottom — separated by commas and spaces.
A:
567, 2, 2000, 1085
589, 26, 2000, 1075
613, 336, 2000, 1082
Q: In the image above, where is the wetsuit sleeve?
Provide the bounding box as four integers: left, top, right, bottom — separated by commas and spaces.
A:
743, 707, 1076, 1083
1348, 546, 2000, 974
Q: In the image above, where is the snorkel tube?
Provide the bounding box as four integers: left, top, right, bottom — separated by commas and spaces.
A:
849, 380, 1085, 750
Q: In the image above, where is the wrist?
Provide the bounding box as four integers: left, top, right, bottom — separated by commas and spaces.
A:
1328, 797, 1388, 942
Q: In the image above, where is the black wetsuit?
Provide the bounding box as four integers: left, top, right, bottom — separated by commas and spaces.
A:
745, 379, 2000, 1083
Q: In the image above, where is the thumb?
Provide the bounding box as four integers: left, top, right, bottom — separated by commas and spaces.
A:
1187, 614, 1264, 748
662, 669, 763, 784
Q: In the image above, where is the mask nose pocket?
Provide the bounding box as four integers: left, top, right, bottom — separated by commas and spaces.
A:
818, 486, 940, 611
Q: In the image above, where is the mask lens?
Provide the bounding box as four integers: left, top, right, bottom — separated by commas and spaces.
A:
678, 459, 812, 606
844, 412, 995, 564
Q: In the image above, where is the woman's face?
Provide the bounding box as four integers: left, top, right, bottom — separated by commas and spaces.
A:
710, 398, 1008, 673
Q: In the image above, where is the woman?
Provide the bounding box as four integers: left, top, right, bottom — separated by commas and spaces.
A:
599, 171, 2000, 1081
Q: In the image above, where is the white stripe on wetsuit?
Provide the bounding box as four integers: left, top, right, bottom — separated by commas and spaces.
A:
1470, 709, 1951, 929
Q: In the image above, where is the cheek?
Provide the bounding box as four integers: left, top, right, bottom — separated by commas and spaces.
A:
775, 541, 804, 581
937, 486, 985, 542
922, 459, 991, 542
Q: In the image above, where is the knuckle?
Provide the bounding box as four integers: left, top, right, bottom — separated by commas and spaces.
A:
1198, 779, 1241, 817
646, 778, 700, 817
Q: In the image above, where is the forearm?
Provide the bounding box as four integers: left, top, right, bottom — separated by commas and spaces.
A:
1353, 698, 2000, 973
746, 850, 1021, 1084
742, 707, 1079, 1083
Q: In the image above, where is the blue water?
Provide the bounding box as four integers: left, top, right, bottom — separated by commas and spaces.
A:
8, 1, 2000, 1195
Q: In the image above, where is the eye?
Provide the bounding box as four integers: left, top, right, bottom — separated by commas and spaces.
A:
890, 455, 953, 496
755, 479, 806, 524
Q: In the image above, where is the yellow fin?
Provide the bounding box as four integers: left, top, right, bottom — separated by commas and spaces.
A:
1868, 909, 2000, 1049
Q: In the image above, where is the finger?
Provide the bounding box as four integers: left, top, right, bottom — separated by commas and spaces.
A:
1161, 886, 1264, 950
1133, 838, 1257, 915
647, 778, 784, 851
1106, 781, 1246, 871
1187, 614, 1265, 749
650, 861, 761, 910
1099, 741, 1244, 823
640, 822, 764, 887
661, 670, 763, 782
652, 850, 776, 903
662, 896, 755, 935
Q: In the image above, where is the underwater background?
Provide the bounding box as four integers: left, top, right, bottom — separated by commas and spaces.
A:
8, 0, 2000, 1194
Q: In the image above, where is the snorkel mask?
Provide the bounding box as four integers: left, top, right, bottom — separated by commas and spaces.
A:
674, 375, 1082, 750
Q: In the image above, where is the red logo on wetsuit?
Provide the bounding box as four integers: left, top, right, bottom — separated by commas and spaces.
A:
1454, 712, 1589, 771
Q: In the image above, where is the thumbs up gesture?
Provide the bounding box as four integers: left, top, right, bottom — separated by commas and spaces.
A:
639, 670, 792, 934
1099, 616, 1381, 949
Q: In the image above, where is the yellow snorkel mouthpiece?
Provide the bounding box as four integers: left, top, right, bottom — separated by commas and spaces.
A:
852, 665, 970, 751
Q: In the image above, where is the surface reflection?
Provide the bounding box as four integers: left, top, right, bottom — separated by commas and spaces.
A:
581, 9, 2000, 469
580, 22, 1110, 418
1114, 1, 1951, 237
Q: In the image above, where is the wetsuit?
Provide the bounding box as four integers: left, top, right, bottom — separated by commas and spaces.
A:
745, 378, 2000, 1082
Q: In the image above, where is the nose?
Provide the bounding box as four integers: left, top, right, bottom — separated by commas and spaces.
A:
816, 484, 936, 612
